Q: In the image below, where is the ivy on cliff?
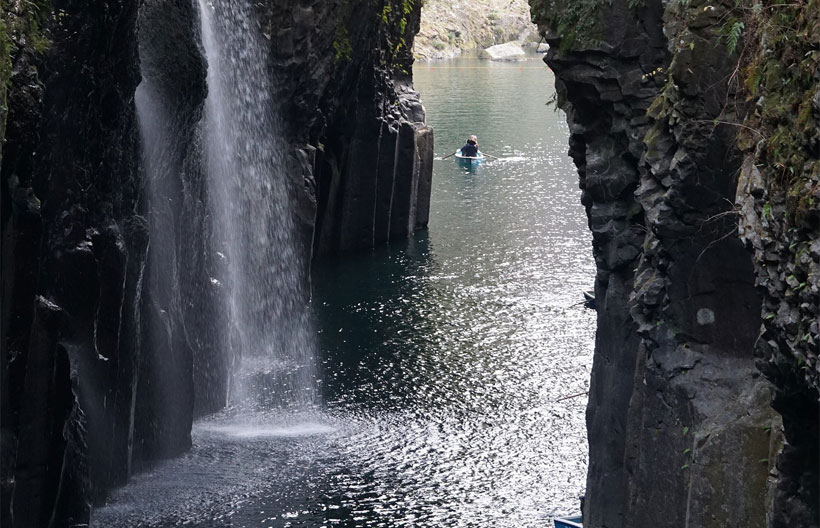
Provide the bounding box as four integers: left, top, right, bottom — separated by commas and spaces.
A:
1, 12, 10, 141
331, 0, 416, 68
737, 0, 819, 218
379, 0, 416, 61
529, 0, 606, 49
1, 0, 52, 159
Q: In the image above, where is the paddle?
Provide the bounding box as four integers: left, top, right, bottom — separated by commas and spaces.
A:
442, 151, 499, 160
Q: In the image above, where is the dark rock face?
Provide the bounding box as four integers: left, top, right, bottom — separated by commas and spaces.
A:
734, 1, 820, 522
529, 0, 806, 524
260, 0, 433, 256
133, 0, 211, 469
2, 1, 143, 526
0, 0, 432, 525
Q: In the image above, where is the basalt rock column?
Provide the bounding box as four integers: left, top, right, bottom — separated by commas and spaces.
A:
735, 1, 820, 523
530, 0, 782, 525
134, 0, 217, 470
258, 0, 434, 257
2, 0, 144, 525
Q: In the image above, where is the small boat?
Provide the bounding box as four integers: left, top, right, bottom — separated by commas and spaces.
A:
554, 515, 583, 528
582, 290, 596, 309
454, 149, 484, 164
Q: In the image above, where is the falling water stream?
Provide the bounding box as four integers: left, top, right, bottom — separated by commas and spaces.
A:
96, 5, 594, 522
198, 0, 317, 409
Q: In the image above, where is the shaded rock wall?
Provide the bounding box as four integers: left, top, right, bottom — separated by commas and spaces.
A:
260, 0, 433, 256
2, 1, 143, 525
530, 0, 816, 524
734, 1, 820, 523
133, 0, 215, 469
0, 0, 432, 526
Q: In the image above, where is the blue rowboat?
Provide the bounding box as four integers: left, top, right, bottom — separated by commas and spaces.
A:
554, 515, 583, 528
454, 149, 484, 164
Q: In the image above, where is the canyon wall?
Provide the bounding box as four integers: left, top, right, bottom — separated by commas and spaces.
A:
530, 0, 818, 525
0, 0, 431, 526
259, 0, 434, 256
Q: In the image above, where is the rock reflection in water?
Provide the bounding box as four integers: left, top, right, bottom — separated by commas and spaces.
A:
93, 54, 594, 527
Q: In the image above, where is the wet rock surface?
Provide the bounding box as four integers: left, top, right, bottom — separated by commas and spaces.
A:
734, 0, 820, 519
261, 0, 433, 256
0, 0, 432, 526
530, 0, 817, 524
2, 1, 143, 525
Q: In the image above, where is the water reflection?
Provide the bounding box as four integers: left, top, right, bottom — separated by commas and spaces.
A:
93, 54, 594, 527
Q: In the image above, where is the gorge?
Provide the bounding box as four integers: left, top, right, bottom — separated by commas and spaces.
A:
1, 0, 819, 527
2, 0, 432, 525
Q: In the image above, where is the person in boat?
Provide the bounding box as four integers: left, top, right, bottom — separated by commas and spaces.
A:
460, 135, 479, 157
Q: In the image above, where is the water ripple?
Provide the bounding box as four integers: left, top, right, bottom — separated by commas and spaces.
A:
93, 53, 593, 528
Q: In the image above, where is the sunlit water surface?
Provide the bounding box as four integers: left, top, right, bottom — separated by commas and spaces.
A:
93, 54, 594, 527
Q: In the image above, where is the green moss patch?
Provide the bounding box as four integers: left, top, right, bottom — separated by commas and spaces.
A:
739, 0, 820, 220
529, 0, 606, 50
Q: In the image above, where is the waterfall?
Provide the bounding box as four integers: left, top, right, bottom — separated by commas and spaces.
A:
198, 0, 317, 410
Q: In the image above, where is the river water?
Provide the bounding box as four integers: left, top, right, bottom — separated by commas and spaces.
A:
93, 54, 595, 527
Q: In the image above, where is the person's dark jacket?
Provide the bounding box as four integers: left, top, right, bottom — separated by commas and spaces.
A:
460, 140, 478, 157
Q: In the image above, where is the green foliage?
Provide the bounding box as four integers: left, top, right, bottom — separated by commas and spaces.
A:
722, 19, 745, 55
379, 0, 416, 56
1, 0, 52, 75
1, 3, 11, 93
530, 0, 607, 51
1, 0, 52, 146
333, 0, 419, 70
738, 0, 820, 219
380, 3, 392, 25
332, 26, 352, 62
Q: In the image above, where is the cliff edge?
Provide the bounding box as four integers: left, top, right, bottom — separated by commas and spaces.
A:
530, 0, 818, 524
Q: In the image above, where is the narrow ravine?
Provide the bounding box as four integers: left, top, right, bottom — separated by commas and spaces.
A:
93, 52, 594, 528
3, 0, 817, 525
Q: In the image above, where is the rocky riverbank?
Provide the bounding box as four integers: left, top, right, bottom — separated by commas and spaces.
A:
414, 0, 538, 60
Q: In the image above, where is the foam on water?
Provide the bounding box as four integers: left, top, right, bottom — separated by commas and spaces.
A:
198, 423, 336, 439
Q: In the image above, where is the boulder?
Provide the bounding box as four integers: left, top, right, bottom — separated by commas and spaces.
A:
483, 41, 526, 61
